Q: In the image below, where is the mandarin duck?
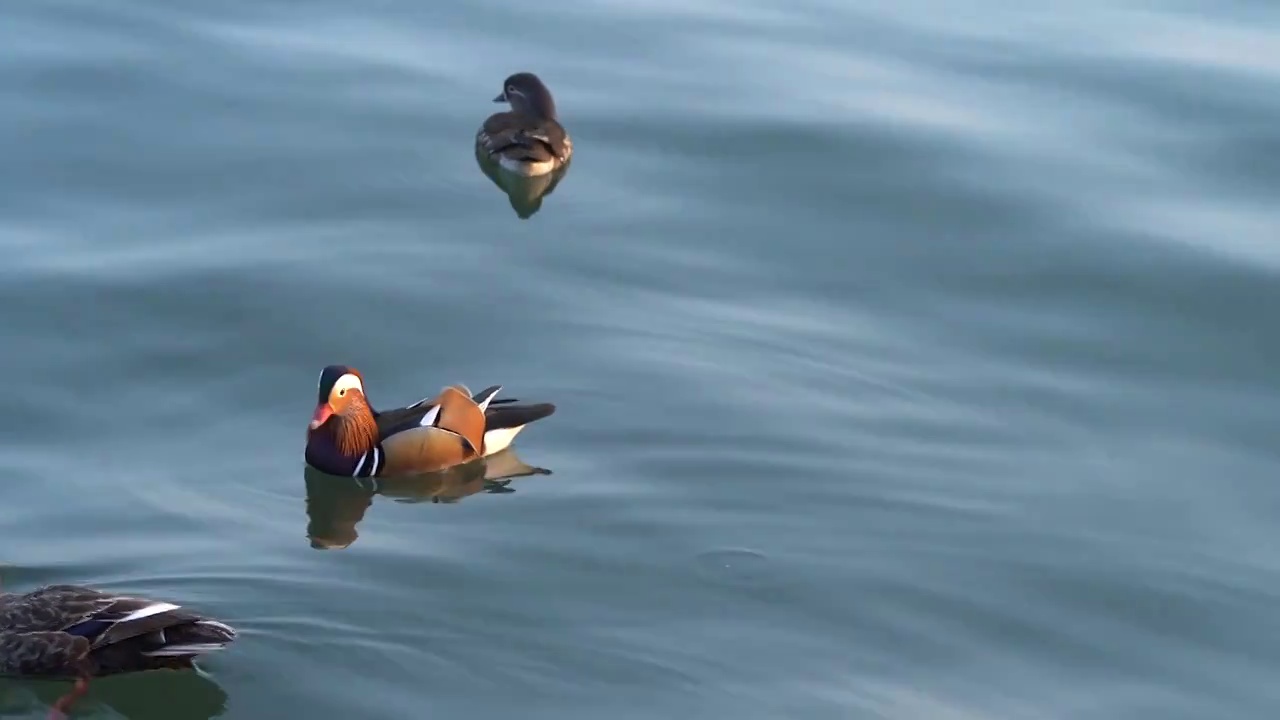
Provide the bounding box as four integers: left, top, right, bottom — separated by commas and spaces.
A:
304, 365, 556, 478
476, 72, 573, 177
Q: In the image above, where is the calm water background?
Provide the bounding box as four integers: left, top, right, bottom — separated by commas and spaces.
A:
2, 1, 1279, 718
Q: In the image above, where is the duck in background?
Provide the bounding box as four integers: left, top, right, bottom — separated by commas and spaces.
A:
476, 72, 573, 177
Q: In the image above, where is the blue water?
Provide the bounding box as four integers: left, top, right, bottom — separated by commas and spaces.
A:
2, 1, 1279, 718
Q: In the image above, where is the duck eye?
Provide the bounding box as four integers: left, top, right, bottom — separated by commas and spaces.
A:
338, 389, 346, 397
506, 85, 516, 95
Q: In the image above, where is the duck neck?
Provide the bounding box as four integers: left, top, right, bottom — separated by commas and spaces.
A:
517, 87, 558, 121
317, 400, 378, 458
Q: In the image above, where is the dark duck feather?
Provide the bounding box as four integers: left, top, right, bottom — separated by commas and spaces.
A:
305, 365, 556, 478
476, 72, 573, 177
0, 584, 235, 717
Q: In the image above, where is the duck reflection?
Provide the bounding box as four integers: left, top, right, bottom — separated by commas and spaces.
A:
304, 449, 552, 550
474, 145, 571, 219
4, 667, 227, 719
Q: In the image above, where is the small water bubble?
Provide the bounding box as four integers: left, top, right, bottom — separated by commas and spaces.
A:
695, 547, 773, 589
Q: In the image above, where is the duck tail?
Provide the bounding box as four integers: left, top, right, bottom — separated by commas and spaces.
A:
484, 402, 556, 430
140, 619, 237, 658
482, 402, 555, 456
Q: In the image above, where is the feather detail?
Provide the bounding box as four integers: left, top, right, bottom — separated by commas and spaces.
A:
119, 603, 179, 624
473, 385, 502, 412
381, 426, 475, 474
351, 445, 385, 479
334, 396, 379, 457
484, 402, 556, 431
431, 387, 486, 456
0, 585, 236, 678
481, 402, 555, 455
477, 112, 572, 177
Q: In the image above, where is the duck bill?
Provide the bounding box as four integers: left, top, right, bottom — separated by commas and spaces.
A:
493, 93, 505, 103
309, 403, 334, 430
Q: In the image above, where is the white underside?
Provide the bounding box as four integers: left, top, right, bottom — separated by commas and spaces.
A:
497, 155, 557, 176
483, 425, 525, 456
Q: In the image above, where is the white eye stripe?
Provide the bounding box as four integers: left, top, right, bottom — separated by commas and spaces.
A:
331, 373, 363, 397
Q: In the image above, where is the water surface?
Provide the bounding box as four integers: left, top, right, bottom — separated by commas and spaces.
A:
2, 1, 1279, 718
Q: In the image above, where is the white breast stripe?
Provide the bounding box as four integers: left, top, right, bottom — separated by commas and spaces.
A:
121, 602, 181, 623
353, 452, 368, 477
371, 447, 382, 475
419, 405, 441, 427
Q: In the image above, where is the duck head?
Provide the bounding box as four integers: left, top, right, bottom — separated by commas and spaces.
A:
308, 365, 378, 457
494, 72, 558, 121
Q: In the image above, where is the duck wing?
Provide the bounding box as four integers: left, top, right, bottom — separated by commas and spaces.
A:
370, 385, 554, 472
371, 385, 492, 474
479, 113, 570, 162
6, 585, 189, 648
375, 385, 502, 451
0, 585, 116, 636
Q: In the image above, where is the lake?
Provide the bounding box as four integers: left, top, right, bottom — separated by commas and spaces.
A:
2, 0, 1279, 718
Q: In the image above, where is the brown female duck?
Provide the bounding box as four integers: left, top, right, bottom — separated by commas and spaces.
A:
476, 72, 573, 177
0, 584, 235, 718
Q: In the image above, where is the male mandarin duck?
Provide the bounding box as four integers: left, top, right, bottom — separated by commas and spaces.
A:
304, 365, 556, 478
476, 72, 573, 177
0, 584, 235, 717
